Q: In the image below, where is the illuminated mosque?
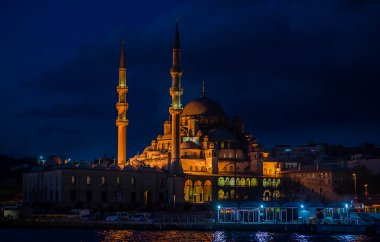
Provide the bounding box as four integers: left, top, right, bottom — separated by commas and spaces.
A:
22, 22, 283, 210
117, 21, 281, 204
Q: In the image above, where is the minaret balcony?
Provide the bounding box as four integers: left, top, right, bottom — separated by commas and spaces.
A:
116, 119, 129, 127
169, 87, 183, 97
117, 86, 128, 94
116, 102, 129, 112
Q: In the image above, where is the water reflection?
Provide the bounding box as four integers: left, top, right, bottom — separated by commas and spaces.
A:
332, 234, 372, 242
97, 230, 375, 242
98, 230, 214, 241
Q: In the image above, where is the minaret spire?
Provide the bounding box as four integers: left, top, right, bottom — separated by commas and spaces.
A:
120, 41, 126, 68
168, 20, 184, 205
116, 41, 129, 167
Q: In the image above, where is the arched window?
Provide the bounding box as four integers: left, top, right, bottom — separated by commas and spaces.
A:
272, 179, 276, 187
204, 180, 212, 202
71, 176, 76, 185
273, 190, 280, 199
86, 176, 91, 185
267, 179, 271, 187
218, 177, 225, 187
184, 180, 193, 202
251, 178, 258, 187
230, 178, 235, 187
101, 176, 106, 186
263, 179, 267, 187
263, 190, 271, 201
225, 178, 230, 187
144, 190, 151, 205
194, 180, 203, 203
276, 179, 281, 187
236, 178, 240, 187
218, 189, 224, 200
131, 177, 136, 186
240, 178, 245, 187
116, 176, 120, 186
230, 189, 235, 199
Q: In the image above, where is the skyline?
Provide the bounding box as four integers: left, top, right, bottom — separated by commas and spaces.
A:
1, 0, 380, 160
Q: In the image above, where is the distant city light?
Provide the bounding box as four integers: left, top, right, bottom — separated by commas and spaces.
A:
260, 204, 264, 208
301, 204, 304, 209
345, 203, 348, 209
217, 205, 221, 209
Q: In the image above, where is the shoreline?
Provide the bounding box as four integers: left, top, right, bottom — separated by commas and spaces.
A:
0, 220, 377, 235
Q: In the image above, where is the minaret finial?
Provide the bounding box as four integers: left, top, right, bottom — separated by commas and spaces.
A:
201, 80, 206, 97
119, 41, 126, 68
173, 19, 180, 49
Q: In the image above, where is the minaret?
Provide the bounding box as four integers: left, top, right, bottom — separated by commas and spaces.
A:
168, 20, 184, 205
116, 42, 128, 167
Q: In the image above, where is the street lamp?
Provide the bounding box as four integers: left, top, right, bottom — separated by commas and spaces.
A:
217, 205, 221, 222
364, 184, 368, 206
352, 173, 357, 201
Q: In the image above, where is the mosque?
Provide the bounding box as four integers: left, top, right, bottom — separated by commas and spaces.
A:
118, 21, 282, 204
22, 22, 283, 210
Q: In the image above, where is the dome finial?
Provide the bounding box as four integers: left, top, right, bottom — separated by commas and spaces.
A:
201, 80, 206, 97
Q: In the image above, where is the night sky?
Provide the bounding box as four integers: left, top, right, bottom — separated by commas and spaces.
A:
1, 0, 379, 161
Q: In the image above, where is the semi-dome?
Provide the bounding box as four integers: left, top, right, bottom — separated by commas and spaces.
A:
182, 97, 226, 117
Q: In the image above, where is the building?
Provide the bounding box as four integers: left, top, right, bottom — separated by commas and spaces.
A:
23, 22, 285, 211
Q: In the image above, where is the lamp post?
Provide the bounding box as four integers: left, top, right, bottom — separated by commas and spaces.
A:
352, 173, 357, 201
217, 205, 221, 222
364, 184, 368, 206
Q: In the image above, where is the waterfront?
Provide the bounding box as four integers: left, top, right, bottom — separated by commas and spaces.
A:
0, 229, 377, 242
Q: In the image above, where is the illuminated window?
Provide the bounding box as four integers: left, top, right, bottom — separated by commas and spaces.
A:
230, 178, 235, 187
204, 180, 212, 202
218, 189, 224, 200
131, 177, 136, 186
240, 178, 245, 187
218, 177, 225, 186
71, 176, 76, 185
101, 176, 106, 185
86, 176, 91, 185
116, 176, 120, 186
263, 179, 267, 187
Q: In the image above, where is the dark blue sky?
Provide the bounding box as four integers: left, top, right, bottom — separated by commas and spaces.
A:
1, 0, 379, 160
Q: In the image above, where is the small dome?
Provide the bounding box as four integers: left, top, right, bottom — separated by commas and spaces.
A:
123, 164, 136, 171
108, 164, 121, 170
182, 97, 226, 117
181, 141, 200, 149
77, 161, 91, 169
93, 163, 107, 170
47, 155, 62, 166
207, 128, 236, 141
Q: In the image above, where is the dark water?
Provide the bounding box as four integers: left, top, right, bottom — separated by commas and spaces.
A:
0, 229, 377, 241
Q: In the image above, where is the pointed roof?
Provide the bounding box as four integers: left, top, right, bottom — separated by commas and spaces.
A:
119, 41, 126, 68
173, 19, 180, 49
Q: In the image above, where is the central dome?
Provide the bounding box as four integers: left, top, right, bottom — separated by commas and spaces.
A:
182, 96, 226, 117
